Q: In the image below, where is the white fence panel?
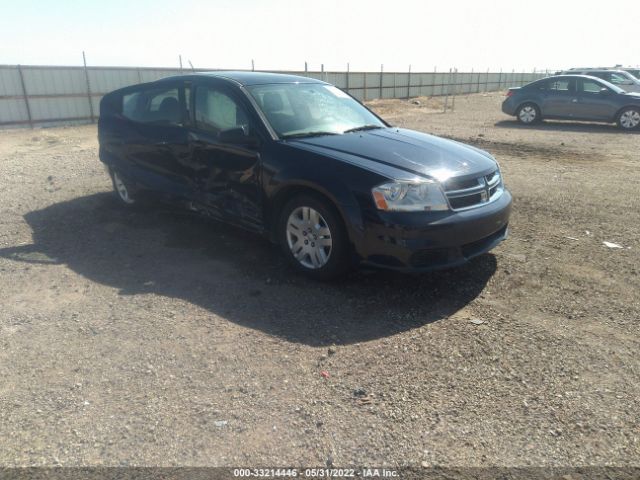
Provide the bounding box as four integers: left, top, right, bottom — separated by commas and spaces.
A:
0, 64, 547, 128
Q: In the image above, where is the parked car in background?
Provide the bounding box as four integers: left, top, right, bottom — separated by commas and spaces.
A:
502, 75, 640, 130
622, 68, 640, 79
99, 72, 511, 279
559, 69, 640, 93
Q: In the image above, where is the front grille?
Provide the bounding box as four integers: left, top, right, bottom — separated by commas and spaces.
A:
443, 170, 502, 211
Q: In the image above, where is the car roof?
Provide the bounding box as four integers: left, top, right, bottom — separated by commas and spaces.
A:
158, 71, 326, 86
540, 74, 605, 80
528, 74, 623, 92
566, 68, 629, 74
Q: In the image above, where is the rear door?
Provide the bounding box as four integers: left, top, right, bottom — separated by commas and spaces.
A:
119, 81, 192, 198
539, 78, 577, 118
575, 78, 618, 121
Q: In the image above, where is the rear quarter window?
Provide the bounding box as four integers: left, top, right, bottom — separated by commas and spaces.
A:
122, 87, 182, 125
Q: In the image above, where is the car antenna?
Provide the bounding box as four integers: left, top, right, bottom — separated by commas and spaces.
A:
188, 60, 195, 72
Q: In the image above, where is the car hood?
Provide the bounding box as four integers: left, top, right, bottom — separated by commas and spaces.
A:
287, 128, 498, 181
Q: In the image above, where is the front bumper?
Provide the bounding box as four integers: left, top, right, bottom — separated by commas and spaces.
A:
354, 190, 512, 272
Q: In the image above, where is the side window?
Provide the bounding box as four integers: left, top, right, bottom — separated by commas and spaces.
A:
548, 80, 571, 92
608, 73, 627, 85
122, 87, 183, 125
535, 80, 549, 91
195, 87, 250, 133
581, 80, 605, 93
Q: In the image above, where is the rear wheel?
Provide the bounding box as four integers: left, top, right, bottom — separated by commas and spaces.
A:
617, 107, 640, 131
278, 194, 351, 280
516, 103, 541, 125
110, 168, 136, 205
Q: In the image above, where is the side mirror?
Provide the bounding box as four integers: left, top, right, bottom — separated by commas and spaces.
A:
218, 126, 258, 146
599, 88, 611, 95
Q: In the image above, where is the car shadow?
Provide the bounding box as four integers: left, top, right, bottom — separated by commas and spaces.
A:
0, 193, 497, 346
495, 119, 639, 134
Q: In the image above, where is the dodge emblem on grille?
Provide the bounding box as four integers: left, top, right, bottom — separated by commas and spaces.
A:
479, 178, 489, 202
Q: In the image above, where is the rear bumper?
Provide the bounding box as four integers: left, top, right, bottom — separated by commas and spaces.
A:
353, 190, 512, 272
501, 99, 517, 116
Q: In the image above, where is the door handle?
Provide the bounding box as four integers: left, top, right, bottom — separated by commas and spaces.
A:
154, 141, 169, 146
571, 98, 578, 103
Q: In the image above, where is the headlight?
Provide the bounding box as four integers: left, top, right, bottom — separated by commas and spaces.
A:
372, 180, 449, 212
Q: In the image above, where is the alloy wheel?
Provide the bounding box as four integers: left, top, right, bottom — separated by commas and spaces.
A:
518, 105, 537, 124
620, 109, 640, 129
113, 171, 134, 204
286, 206, 332, 269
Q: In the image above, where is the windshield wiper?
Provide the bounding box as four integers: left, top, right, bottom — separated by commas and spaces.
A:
342, 124, 384, 134
281, 131, 339, 139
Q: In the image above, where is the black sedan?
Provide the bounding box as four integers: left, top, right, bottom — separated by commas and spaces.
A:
99, 72, 511, 279
502, 74, 640, 130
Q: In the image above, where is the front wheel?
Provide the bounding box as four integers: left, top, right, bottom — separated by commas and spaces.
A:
617, 107, 640, 131
516, 103, 541, 125
110, 168, 137, 206
278, 194, 351, 280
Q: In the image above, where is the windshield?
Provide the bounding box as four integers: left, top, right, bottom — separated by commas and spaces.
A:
246, 83, 386, 138
593, 78, 626, 94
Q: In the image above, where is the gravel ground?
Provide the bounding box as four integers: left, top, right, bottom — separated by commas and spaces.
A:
0, 92, 638, 469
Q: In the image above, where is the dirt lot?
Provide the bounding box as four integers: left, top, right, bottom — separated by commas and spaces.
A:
0, 93, 638, 469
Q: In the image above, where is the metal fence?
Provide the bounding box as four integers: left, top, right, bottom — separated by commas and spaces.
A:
0, 64, 547, 128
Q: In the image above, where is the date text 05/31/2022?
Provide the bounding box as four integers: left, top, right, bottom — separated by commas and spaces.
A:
232, 468, 399, 477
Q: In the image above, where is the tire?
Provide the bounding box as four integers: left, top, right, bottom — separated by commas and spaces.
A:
617, 107, 640, 131
278, 194, 351, 280
516, 103, 541, 125
109, 168, 137, 206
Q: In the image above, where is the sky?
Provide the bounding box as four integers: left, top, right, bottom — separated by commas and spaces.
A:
1, 0, 638, 72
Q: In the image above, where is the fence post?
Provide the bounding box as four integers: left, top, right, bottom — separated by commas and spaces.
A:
406, 64, 411, 99
82, 51, 95, 123
363, 71, 367, 101
444, 68, 451, 113
17, 65, 33, 129
179, 55, 183, 72
379, 64, 383, 99
346, 62, 350, 94
393, 71, 396, 98
304, 61, 308, 72
498, 68, 502, 91
251, 59, 255, 71
451, 68, 457, 111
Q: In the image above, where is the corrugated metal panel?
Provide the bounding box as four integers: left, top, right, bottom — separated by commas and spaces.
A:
23, 67, 86, 95
0, 65, 546, 127
381, 86, 394, 99
381, 73, 393, 88
89, 68, 140, 93
0, 67, 24, 96
348, 73, 365, 89
29, 96, 89, 121
0, 98, 28, 123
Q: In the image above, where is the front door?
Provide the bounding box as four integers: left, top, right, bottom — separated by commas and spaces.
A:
185, 83, 263, 231
575, 78, 618, 121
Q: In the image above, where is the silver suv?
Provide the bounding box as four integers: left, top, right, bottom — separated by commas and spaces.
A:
560, 69, 640, 93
